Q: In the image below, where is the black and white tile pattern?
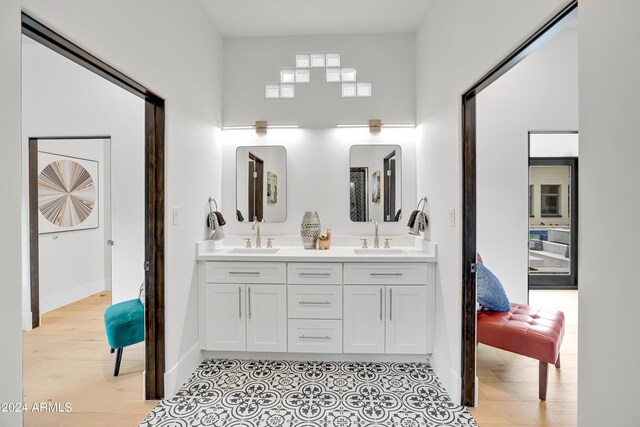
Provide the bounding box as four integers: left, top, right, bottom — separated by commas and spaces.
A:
140, 359, 477, 427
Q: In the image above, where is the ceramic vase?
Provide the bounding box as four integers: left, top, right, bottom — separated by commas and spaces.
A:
300, 211, 321, 249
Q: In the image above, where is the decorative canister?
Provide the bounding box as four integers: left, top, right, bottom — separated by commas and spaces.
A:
300, 211, 321, 249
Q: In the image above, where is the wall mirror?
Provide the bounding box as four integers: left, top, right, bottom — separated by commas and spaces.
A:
349, 145, 402, 222
236, 146, 287, 222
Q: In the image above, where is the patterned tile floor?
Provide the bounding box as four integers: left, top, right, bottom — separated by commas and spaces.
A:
140, 359, 477, 427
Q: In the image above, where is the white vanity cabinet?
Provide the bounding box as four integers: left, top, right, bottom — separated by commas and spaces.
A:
199, 256, 435, 359
343, 263, 433, 355
204, 284, 246, 351
201, 262, 287, 352
246, 285, 287, 352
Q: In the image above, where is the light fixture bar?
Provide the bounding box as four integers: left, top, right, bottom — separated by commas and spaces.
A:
336, 123, 416, 128
222, 124, 299, 131
266, 124, 299, 129
222, 125, 254, 130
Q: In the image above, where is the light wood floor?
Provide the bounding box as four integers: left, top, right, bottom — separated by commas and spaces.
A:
22, 290, 577, 426
22, 291, 157, 427
469, 289, 578, 426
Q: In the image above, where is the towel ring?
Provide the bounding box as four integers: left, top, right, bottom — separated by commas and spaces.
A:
416, 196, 428, 212
208, 197, 218, 213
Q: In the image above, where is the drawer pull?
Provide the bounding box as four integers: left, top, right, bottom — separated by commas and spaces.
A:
299, 272, 331, 277
229, 271, 261, 275
370, 272, 403, 277
299, 301, 331, 305
299, 335, 331, 340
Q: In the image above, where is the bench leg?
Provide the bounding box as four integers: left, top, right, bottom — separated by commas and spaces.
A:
539, 361, 548, 401
114, 348, 123, 377
555, 354, 561, 369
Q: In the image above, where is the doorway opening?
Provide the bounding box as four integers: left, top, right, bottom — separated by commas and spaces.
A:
528, 132, 578, 289
22, 13, 165, 400
248, 152, 264, 222
461, 1, 578, 407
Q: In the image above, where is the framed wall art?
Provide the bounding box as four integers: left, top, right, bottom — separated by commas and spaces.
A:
38, 151, 99, 233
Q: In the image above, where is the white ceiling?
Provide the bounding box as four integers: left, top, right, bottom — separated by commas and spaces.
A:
197, 0, 432, 38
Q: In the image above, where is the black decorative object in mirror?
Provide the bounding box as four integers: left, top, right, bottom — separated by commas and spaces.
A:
349, 145, 402, 222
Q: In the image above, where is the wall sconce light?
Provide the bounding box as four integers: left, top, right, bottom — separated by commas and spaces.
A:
222, 123, 299, 134
336, 122, 416, 131
255, 120, 268, 135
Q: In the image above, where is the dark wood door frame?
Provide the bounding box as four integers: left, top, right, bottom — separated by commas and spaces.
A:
528, 155, 579, 289
460, 1, 577, 406
22, 12, 166, 400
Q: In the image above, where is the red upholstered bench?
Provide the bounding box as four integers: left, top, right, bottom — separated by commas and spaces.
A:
477, 303, 565, 400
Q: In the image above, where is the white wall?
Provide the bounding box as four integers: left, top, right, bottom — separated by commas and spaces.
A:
415, 0, 567, 404
530, 132, 579, 157
0, 0, 25, 424
578, 1, 640, 425
35, 139, 109, 315
476, 27, 578, 305
223, 34, 415, 128
221, 128, 416, 237
0, 0, 225, 411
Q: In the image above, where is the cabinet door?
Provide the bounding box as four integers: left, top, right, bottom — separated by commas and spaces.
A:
205, 284, 246, 351
343, 286, 385, 354
386, 286, 428, 354
246, 285, 287, 352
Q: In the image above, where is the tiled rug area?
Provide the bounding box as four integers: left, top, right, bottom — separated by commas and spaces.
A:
140, 359, 477, 427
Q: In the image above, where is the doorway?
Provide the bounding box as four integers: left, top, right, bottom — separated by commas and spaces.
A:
22, 13, 165, 399
528, 139, 578, 289
248, 153, 264, 221
461, 1, 578, 406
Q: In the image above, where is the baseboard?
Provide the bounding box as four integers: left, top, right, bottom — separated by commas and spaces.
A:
202, 351, 430, 364
22, 311, 33, 331
164, 342, 203, 398
40, 279, 106, 314
431, 345, 462, 405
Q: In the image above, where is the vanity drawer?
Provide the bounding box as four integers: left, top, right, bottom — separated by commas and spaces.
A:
287, 263, 343, 285
344, 263, 429, 285
288, 285, 342, 319
288, 319, 342, 353
204, 262, 286, 284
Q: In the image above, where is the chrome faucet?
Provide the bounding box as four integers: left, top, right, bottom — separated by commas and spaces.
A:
252, 220, 263, 248
371, 219, 380, 248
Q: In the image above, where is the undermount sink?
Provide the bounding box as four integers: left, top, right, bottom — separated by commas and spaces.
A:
353, 248, 405, 255
230, 248, 280, 254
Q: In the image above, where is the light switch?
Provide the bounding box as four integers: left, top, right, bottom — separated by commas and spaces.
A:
449, 208, 455, 227
173, 207, 180, 225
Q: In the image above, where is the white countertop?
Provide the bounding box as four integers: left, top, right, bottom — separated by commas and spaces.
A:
196, 241, 437, 263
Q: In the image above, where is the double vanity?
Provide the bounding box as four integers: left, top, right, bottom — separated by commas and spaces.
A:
197, 241, 437, 362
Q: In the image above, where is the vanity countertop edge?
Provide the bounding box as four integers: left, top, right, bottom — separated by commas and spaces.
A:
195, 240, 437, 263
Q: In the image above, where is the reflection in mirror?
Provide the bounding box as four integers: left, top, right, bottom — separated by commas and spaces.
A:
349, 145, 402, 222
236, 146, 287, 223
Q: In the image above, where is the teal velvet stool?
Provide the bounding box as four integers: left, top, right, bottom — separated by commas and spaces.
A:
104, 298, 144, 376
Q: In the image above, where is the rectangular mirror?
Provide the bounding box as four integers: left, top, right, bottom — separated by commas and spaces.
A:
349, 145, 402, 222
236, 146, 287, 222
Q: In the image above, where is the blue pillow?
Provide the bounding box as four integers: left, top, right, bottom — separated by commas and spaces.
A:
477, 263, 510, 312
